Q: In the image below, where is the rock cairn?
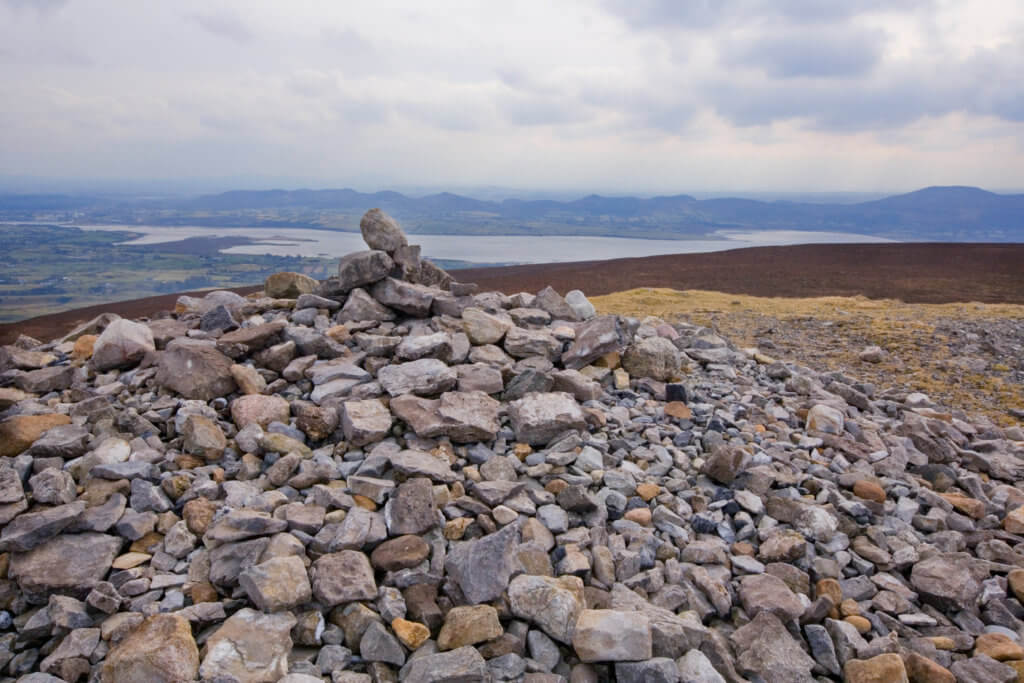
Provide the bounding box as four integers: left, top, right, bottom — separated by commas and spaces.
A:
0, 209, 1023, 683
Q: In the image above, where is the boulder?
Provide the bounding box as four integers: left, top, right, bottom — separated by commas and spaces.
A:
370, 277, 435, 317
200, 608, 296, 682
265, 271, 318, 298
561, 315, 628, 369
102, 614, 199, 683
320, 250, 394, 297
360, 208, 408, 253
231, 394, 290, 430
341, 399, 393, 447
9, 532, 122, 599
572, 610, 652, 663
622, 336, 681, 381
239, 556, 313, 612
508, 574, 585, 644
90, 318, 155, 371
310, 550, 377, 607
0, 413, 72, 458
156, 339, 236, 400
378, 359, 457, 397
509, 392, 587, 445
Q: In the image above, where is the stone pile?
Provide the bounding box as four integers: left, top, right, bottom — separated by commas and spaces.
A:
0, 209, 1023, 682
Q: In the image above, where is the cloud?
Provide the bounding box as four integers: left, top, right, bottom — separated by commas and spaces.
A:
1, 0, 68, 12
723, 26, 887, 78
187, 9, 253, 44
603, 0, 934, 29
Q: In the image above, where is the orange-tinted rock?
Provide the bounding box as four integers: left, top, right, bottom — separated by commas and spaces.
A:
0, 413, 72, 457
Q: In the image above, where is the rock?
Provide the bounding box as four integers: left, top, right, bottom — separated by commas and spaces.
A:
676, 650, 726, 683
341, 399, 393, 447
370, 535, 430, 571
0, 413, 72, 458
359, 620, 405, 665
622, 336, 681, 381
101, 614, 199, 683
384, 477, 437, 536
616, 658, 680, 683
508, 574, 585, 644
181, 415, 226, 460
392, 618, 431, 650
217, 319, 288, 355
28, 423, 90, 459
310, 550, 377, 607
322, 250, 394, 296
15, 365, 75, 394
239, 556, 313, 612
156, 339, 236, 400
1004, 506, 1024, 533
9, 532, 121, 598
859, 345, 886, 363
437, 605, 503, 650
463, 307, 513, 345
509, 392, 587, 445
91, 318, 155, 371
739, 573, 804, 622
911, 552, 986, 611
370, 277, 435, 317
807, 404, 844, 434
200, 304, 239, 333
378, 358, 457, 397
731, 611, 815, 682
401, 646, 489, 683
572, 610, 652, 663
200, 607, 296, 682
337, 287, 397, 323
903, 652, 955, 683
561, 315, 628, 369
231, 363, 267, 394
701, 445, 750, 484
844, 654, 909, 683
265, 271, 318, 298
231, 394, 290, 430
565, 290, 596, 320
975, 632, 1024, 661
360, 208, 408, 253
0, 501, 86, 552
853, 479, 886, 503
391, 391, 501, 443
535, 286, 579, 321
445, 521, 521, 604
949, 654, 1018, 683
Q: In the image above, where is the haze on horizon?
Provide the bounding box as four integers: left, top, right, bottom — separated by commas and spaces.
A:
1, 0, 1022, 196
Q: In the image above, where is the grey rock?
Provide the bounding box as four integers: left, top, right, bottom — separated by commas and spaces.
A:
239, 556, 313, 612
535, 286, 579, 321
15, 365, 76, 394
0, 501, 86, 552
949, 654, 1017, 683
337, 287, 397, 323
342, 399, 393, 447
731, 611, 815, 682
200, 608, 296, 682
622, 336, 681, 381
370, 277, 436, 317
360, 208, 408, 253
565, 290, 596, 320
359, 620, 406, 666
9, 532, 122, 598
572, 609, 652, 663
322, 250, 394, 296
561, 315, 628, 369
311, 550, 378, 607
156, 339, 236, 400
509, 392, 587, 445
616, 658, 679, 683
911, 552, 987, 611
92, 318, 155, 371
26, 424, 90, 459
446, 521, 521, 604
401, 646, 489, 683
378, 358, 457, 397
508, 574, 585, 644
385, 477, 437, 536
676, 650, 726, 683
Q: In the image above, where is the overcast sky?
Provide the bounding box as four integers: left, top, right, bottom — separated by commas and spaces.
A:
1, 0, 1021, 194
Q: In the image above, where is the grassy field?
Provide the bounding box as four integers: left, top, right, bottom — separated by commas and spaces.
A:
592, 288, 1024, 425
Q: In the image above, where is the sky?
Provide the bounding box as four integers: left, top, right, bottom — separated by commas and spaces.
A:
0, 0, 1022, 195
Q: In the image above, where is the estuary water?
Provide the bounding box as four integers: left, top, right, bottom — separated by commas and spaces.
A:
75, 224, 893, 264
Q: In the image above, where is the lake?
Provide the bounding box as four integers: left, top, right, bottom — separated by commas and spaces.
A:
76, 224, 893, 264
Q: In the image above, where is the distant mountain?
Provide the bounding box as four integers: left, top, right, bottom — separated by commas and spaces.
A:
3, 185, 1023, 241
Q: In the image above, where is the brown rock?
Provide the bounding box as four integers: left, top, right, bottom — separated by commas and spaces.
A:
903, 651, 956, 683
1004, 506, 1024, 534
265, 271, 318, 298
623, 508, 652, 526
1008, 569, 1024, 602
370, 535, 431, 572
72, 334, 97, 361
102, 614, 199, 683
664, 401, 692, 420
845, 615, 872, 634
183, 498, 218, 536
635, 483, 660, 502
844, 653, 909, 683
392, 618, 430, 650
181, 415, 226, 461
231, 394, 290, 430
0, 413, 72, 457
975, 632, 1024, 661
437, 605, 503, 651
156, 339, 236, 400
853, 480, 887, 503
942, 492, 986, 519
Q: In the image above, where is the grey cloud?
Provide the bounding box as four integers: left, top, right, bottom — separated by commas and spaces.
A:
703, 49, 1024, 131
2, 0, 68, 12
188, 10, 253, 44
604, 0, 933, 29
723, 26, 886, 78
498, 93, 589, 127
